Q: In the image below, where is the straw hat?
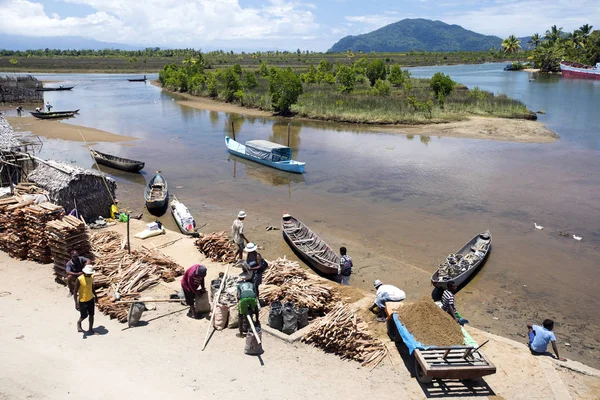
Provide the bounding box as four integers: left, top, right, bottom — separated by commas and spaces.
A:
238, 211, 247, 218
83, 265, 95, 275
245, 242, 258, 252
373, 279, 383, 288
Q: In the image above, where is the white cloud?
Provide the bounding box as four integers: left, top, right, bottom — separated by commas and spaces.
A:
0, 0, 319, 47
344, 12, 401, 33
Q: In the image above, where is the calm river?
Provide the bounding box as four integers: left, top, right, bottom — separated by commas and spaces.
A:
5, 64, 600, 367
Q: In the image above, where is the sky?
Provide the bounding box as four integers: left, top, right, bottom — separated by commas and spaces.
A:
0, 0, 597, 51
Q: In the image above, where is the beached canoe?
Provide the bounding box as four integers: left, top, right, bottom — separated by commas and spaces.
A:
36, 86, 74, 91
225, 136, 305, 174
90, 149, 145, 173
282, 213, 339, 276
145, 172, 168, 215
30, 109, 79, 119
431, 231, 492, 289
169, 196, 197, 235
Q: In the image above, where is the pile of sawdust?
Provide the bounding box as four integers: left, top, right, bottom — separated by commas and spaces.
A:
396, 297, 464, 346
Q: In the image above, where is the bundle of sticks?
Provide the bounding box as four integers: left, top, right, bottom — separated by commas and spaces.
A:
24, 202, 64, 263
47, 216, 91, 284
302, 303, 388, 369
260, 257, 339, 315
194, 231, 237, 263
4, 208, 28, 259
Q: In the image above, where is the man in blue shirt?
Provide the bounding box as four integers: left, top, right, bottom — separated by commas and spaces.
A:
527, 319, 567, 361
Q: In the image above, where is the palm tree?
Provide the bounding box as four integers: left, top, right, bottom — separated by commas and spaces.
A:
578, 24, 593, 38
501, 35, 521, 54
528, 33, 542, 49
545, 25, 563, 45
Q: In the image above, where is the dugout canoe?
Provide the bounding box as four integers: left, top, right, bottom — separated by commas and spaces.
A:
282, 213, 339, 276
30, 109, 79, 119
128, 76, 147, 82
36, 86, 74, 91
431, 231, 492, 289
145, 172, 168, 215
90, 149, 145, 173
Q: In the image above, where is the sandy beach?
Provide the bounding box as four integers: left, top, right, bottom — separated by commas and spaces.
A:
154, 81, 558, 144
6, 117, 136, 143
0, 220, 598, 400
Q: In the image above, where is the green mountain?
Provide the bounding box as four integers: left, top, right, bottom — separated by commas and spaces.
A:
329, 19, 504, 53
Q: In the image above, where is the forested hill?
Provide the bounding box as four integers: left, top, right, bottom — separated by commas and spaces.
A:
329, 19, 504, 52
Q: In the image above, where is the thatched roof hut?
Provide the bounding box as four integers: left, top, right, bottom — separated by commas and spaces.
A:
28, 160, 116, 221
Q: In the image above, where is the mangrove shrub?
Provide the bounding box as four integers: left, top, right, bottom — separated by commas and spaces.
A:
336, 65, 356, 93
268, 67, 303, 114
366, 59, 387, 86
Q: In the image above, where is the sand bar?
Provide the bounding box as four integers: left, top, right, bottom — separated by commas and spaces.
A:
6, 116, 136, 143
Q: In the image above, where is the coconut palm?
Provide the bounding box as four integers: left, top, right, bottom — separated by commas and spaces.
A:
528, 33, 542, 49
502, 35, 521, 54
577, 24, 593, 38
545, 25, 563, 44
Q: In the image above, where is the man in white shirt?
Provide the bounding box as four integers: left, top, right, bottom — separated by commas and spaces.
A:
369, 279, 406, 322
231, 210, 249, 260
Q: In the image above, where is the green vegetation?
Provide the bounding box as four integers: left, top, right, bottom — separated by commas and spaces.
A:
501, 35, 521, 54
329, 18, 508, 53
159, 55, 534, 125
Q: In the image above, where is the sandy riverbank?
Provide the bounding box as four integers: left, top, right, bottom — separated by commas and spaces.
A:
0, 220, 598, 399
6, 116, 137, 143
153, 81, 558, 144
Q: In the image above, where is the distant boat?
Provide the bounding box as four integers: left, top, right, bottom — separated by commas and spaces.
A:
36, 86, 74, 91
90, 149, 145, 173
560, 61, 600, 80
225, 136, 305, 174
128, 75, 147, 82
281, 213, 339, 276
30, 109, 79, 119
169, 196, 197, 235
145, 172, 168, 215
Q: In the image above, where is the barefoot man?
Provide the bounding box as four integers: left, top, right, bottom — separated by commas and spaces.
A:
74, 265, 97, 335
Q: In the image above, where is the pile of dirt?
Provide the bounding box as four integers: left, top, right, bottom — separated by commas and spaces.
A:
396, 297, 464, 346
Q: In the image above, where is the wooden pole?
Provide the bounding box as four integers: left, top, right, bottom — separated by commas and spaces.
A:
246, 314, 262, 344
126, 213, 131, 254
287, 123, 291, 147
117, 299, 183, 304
231, 120, 236, 141
202, 264, 230, 351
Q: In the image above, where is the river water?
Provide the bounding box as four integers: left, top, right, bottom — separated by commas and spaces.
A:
4, 64, 600, 367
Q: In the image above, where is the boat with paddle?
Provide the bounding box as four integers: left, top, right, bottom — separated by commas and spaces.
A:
30, 109, 79, 119
281, 212, 339, 277
225, 136, 305, 174
431, 231, 492, 289
145, 171, 168, 215
90, 149, 145, 173
169, 196, 198, 235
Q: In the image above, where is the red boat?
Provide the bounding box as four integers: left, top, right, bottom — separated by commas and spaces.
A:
560, 61, 600, 80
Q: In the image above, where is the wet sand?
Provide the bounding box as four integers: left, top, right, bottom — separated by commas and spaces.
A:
155, 81, 558, 144
6, 117, 136, 143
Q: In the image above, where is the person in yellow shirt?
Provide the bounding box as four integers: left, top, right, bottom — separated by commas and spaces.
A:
74, 265, 97, 335
110, 199, 119, 219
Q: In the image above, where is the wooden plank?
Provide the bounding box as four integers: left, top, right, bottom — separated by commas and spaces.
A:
293, 238, 314, 244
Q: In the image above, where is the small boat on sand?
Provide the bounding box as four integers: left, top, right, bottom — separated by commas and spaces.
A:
90, 149, 145, 173
169, 196, 197, 235
225, 136, 305, 174
431, 231, 492, 289
36, 86, 74, 91
282, 213, 339, 276
145, 172, 168, 215
30, 109, 79, 119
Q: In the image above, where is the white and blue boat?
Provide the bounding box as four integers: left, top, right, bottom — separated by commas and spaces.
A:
225, 136, 305, 174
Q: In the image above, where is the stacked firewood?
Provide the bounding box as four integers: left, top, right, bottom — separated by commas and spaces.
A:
260, 257, 340, 315
47, 216, 91, 284
303, 303, 388, 369
194, 231, 237, 263
24, 202, 64, 263
13, 182, 49, 196
4, 208, 28, 259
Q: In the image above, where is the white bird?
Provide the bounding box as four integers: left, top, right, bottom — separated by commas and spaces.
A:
534, 223, 544, 230
573, 235, 583, 241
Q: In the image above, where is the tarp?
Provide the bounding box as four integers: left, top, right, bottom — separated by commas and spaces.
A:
391, 313, 478, 355
245, 140, 292, 162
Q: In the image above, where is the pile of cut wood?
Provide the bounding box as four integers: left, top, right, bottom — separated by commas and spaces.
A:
303, 303, 388, 369
261, 257, 339, 315
47, 216, 91, 284
194, 231, 237, 263
89, 230, 184, 322
25, 203, 64, 263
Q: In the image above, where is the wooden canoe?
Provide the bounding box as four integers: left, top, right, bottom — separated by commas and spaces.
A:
128, 76, 147, 82
431, 231, 492, 289
36, 86, 74, 91
90, 149, 145, 173
30, 109, 79, 119
281, 213, 339, 276
145, 172, 168, 215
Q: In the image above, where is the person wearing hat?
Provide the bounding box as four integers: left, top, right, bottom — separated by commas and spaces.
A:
65, 249, 89, 296
236, 271, 259, 338
73, 265, 97, 335
245, 242, 267, 299
369, 279, 406, 322
181, 264, 207, 318
232, 211, 249, 260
